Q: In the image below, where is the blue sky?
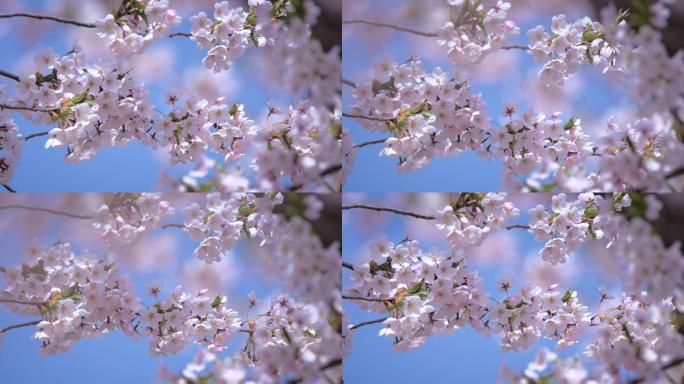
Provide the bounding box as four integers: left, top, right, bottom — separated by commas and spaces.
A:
0, 0, 290, 192
342, 193, 612, 383
342, 5, 628, 192
0, 194, 289, 383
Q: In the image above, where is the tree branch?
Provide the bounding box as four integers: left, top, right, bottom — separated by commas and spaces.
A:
500, 44, 529, 51
169, 32, 192, 38
342, 112, 394, 122
1, 319, 41, 333
343, 19, 438, 37
0, 104, 58, 113
349, 317, 388, 331
1, 184, 16, 193
342, 295, 390, 303
0, 12, 95, 28
0, 69, 20, 82
342, 261, 354, 271
665, 166, 684, 180
342, 78, 356, 88
0, 298, 44, 306
288, 164, 342, 192
0, 204, 92, 219
24, 131, 50, 141
342, 204, 436, 220
353, 139, 387, 149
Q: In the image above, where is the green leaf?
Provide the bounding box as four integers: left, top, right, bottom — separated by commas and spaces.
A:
561, 290, 573, 303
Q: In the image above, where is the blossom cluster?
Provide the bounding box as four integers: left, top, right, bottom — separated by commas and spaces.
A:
158, 296, 343, 384
434, 193, 519, 248
1, 242, 140, 355
437, 1, 520, 65
95, 0, 182, 56
527, 14, 620, 86
183, 193, 284, 263
92, 193, 175, 246
348, 59, 490, 171
140, 284, 242, 355
0, 112, 22, 185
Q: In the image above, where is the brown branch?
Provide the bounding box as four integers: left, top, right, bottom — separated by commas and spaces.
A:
0, 104, 58, 113
0, 69, 20, 82
343, 19, 438, 37
24, 131, 50, 141
1, 184, 16, 193
353, 139, 387, 149
169, 32, 192, 38
160, 223, 185, 229
665, 166, 684, 180
349, 317, 387, 331
1, 319, 41, 333
288, 164, 342, 192
0, 298, 44, 306
342, 78, 356, 88
0, 12, 95, 28
0, 204, 92, 219
342, 295, 390, 303
500, 44, 529, 51
342, 261, 354, 271
342, 112, 394, 122
506, 224, 530, 230
342, 204, 436, 220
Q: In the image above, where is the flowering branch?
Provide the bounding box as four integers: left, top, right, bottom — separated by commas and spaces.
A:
349, 318, 388, 331
342, 112, 395, 122
0, 298, 45, 306
342, 295, 390, 303
343, 19, 438, 37
1, 320, 41, 334
0, 12, 96, 28
0, 104, 58, 113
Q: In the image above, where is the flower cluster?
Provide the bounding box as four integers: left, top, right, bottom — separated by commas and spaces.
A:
0, 242, 140, 355
92, 193, 175, 246
183, 193, 283, 263
156, 95, 256, 164
528, 193, 620, 265
347, 240, 490, 351
189, 1, 254, 73
527, 14, 620, 86
96, 0, 182, 55
140, 284, 241, 355
348, 59, 490, 171
252, 103, 342, 190
434, 193, 519, 248
437, 1, 520, 65
489, 284, 589, 351
158, 297, 343, 384
0, 113, 22, 185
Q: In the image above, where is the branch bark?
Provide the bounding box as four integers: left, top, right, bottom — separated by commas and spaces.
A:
0, 12, 96, 28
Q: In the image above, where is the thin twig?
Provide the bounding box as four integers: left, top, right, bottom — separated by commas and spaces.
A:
1, 184, 16, 193
342, 78, 356, 88
0, 104, 58, 113
161, 223, 185, 229
341, 295, 389, 303
169, 32, 192, 38
0, 204, 92, 219
353, 139, 387, 149
342, 204, 436, 220
343, 19, 438, 37
288, 164, 342, 192
506, 224, 530, 230
24, 131, 50, 141
0, 12, 95, 28
342, 112, 394, 122
500, 44, 529, 51
0, 69, 20, 82
1, 319, 41, 333
349, 317, 387, 331
0, 298, 44, 306
665, 166, 684, 180
342, 262, 354, 271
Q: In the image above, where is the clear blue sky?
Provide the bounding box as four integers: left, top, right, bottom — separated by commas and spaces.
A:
342, 6, 627, 192
0, 0, 290, 192
342, 193, 611, 382
0, 195, 286, 383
